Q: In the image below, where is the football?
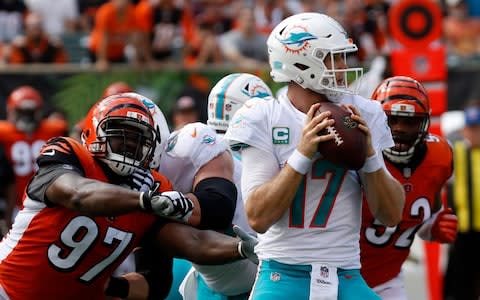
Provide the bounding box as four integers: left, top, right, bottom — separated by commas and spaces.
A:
316, 102, 367, 170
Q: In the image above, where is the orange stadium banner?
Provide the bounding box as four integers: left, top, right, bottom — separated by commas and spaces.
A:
389, 0, 443, 48
389, 1, 446, 300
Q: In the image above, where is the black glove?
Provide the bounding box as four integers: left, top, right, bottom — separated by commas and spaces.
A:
140, 190, 194, 222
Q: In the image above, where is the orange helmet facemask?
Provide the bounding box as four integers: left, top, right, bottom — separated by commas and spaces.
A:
7, 86, 44, 133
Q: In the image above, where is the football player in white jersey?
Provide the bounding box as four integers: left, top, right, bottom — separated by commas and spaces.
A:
225, 13, 405, 300
159, 73, 273, 299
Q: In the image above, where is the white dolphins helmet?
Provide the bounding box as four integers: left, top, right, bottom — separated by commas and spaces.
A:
207, 73, 273, 132
267, 12, 363, 102
118, 93, 170, 170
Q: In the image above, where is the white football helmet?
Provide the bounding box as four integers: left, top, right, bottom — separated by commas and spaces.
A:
115, 92, 170, 171
267, 12, 363, 102
207, 73, 273, 132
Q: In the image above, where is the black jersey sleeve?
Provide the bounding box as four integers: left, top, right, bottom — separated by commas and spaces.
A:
36, 137, 83, 168
27, 137, 85, 205
0, 145, 14, 185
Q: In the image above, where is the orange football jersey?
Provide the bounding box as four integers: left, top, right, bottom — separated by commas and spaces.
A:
360, 134, 453, 287
0, 137, 172, 300
0, 119, 68, 207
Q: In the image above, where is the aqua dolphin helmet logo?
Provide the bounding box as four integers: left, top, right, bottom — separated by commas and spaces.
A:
241, 84, 271, 99
279, 25, 317, 54
141, 98, 155, 110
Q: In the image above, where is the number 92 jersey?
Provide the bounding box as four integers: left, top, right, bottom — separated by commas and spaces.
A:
0, 137, 172, 300
360, 134, 453, 287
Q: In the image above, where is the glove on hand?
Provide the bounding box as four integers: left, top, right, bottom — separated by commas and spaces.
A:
140, 190, 194, 222
432, 208, 458, 243
127, 167, 154, 192
233, 225, 259, 264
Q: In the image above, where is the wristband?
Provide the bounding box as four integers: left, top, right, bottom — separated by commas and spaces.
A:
237, 241, 245, 259
105, 276, 129, 298
287, 149, 312, 175
360, 152, 383, 173
139, 192, 152, 211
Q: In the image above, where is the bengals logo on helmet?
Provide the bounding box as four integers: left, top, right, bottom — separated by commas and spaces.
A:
372, 76, 431, 117
82, 93, 156, 176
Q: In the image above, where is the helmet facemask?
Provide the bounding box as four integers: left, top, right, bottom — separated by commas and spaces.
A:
372, 76, 432, 164
96, 117, 155, 176
12, 107, 42, 133
313, 47, 363, 102
115, 92, 170, 171
267, 12, 363, 102
383, 113, 430, 164
7, 95, 43, 133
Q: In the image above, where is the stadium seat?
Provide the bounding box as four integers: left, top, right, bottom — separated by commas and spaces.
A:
61, 33, 89, 63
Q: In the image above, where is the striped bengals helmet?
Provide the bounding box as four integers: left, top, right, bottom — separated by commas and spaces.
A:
82, 93, 155, 176
371, 76, 431, 163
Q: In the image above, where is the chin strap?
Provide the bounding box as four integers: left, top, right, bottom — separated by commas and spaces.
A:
383, 132, 426, 164
383, 147, 415, 164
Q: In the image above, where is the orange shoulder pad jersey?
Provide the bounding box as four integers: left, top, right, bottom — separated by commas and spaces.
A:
0, 119, 68, 207
0, 137, 172, 300
360, 134, 453, 288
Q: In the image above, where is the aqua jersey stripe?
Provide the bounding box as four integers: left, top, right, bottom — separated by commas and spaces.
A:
215, 73, 241, 120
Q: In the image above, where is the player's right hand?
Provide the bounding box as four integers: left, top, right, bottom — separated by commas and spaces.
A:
298, 103, 334, 158
140, 189, 194, 222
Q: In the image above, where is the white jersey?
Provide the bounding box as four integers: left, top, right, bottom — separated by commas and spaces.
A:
160, 123, 225, 193
225, 92, 393, 269
159, 122, 256, 295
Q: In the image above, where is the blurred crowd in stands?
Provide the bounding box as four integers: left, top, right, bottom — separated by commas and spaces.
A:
0, 0, 478, 70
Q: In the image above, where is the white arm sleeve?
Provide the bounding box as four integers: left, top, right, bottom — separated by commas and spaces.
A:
241, 146, 280, 204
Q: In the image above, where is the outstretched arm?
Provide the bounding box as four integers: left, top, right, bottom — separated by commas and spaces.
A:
104, 223, 257, 300
40, 168, 142, 216
153, 222, 248, 265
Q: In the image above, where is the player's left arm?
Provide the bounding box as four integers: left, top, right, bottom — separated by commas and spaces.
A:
104, 222, 257, 300
183, 150, 237, 229
417, 147, 457, 243
350, 105, 405, 227
417, 192, 458, 243
152, 221, 252, 264
105, 244, 173, 300
148, 152, 236, 229
103, 227, 177, 300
